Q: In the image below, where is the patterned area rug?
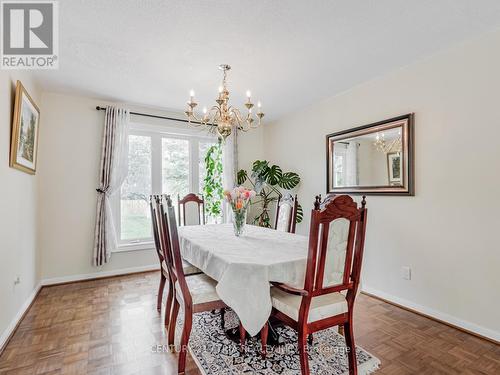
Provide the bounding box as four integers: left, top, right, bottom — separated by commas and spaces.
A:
176, 310, 380, 375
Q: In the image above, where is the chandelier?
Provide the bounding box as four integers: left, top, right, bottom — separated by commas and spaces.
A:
373, 131, 402, 154
185, 64, 264, 141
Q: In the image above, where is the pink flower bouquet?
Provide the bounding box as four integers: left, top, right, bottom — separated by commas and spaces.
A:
223, 186, 256, 236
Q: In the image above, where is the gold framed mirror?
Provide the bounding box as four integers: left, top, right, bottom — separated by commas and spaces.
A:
326, 114, 414, 195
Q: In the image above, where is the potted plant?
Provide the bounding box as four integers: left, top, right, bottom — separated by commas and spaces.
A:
237, 160, 302, 228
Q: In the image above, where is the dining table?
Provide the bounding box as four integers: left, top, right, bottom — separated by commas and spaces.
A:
177, 223, 309, 337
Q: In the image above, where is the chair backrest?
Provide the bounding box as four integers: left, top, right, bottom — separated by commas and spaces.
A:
164, 195, 193, 305
178, 193, 205, 226
274, 194, 299, 233
149, 195, 165, 264
304, 194, 367, 303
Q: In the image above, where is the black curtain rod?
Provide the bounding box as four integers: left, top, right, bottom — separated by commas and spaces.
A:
95, 106, 210, 126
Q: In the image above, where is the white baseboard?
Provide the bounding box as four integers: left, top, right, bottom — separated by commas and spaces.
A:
40, 264, 160, 286
362, 285, 500, 343
0, 282, 42, 353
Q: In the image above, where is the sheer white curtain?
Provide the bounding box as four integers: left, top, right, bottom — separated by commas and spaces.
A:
345, 141, 359, 186
222, 126, 238, 223
93, 106, 130, 266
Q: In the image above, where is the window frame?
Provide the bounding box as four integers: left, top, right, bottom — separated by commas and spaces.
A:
112, 121, 218, 253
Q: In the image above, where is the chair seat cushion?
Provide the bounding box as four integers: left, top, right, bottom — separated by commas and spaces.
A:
161, 259, 200, 275
175, 274, 221, 305
271, 287, 348, 323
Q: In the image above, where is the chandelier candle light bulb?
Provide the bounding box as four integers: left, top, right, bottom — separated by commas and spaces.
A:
184, 64, 265, 141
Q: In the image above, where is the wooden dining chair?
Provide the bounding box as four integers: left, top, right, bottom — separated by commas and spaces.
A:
266, 194, 368, 375
274, 193, 299, 233
149, 195, 201, 329
177, 193, 205, 226
161, 195, 227, 375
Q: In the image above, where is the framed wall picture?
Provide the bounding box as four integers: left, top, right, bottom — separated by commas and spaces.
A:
10, 81, 40, 174
387, 152, 402, 185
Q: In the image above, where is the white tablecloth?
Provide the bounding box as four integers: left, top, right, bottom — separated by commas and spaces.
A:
178, 224, 308, 336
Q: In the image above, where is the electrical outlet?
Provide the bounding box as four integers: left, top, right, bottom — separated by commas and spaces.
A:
401, 266, 411, 280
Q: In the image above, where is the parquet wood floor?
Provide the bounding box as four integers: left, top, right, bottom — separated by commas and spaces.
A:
0, 272, 498, 374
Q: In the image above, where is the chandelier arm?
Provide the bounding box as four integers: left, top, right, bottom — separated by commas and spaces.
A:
250, 117, 260, 129
229, 107, 243, 122
203, 107, 218, 126
236, 107, 255, 131
232, 108, 248, 132
186, 112, 204, 127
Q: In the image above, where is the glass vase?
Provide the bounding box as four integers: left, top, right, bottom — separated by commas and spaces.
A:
232, 207, 247, 237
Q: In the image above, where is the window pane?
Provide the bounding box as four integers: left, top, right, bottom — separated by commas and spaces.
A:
162, 138, 189, 198
121, 135, 152, 240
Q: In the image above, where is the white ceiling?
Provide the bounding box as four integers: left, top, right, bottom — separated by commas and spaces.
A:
33, 0, 500, 121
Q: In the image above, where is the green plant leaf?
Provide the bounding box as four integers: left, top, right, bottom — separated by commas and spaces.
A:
264, 165, 283, 186
296, 203, 303, 224
237, 169, 248, 185
252, 160, 269, 179
203, 143, 224, 220
279, 172, 300, 189
243, 160, 302, 228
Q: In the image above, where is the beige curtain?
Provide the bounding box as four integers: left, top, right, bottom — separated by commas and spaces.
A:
93, 106, 130, 266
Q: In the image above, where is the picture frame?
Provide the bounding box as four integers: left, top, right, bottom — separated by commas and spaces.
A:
10, 81, 40, 175
387, 152, 402, 185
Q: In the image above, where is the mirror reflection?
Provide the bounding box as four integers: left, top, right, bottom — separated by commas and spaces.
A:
326, 114, 414, 195
332, 126, 403, 188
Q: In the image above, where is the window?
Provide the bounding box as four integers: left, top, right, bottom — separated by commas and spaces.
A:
120, 135, 152, 241
162, 138, 190, 198
113, 122, 218, 251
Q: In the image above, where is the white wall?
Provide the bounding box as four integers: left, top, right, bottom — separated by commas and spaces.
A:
0, 72, 40, 346
264, 29, 500, 340
37, 92, 262, 281
237, 124, 265, 174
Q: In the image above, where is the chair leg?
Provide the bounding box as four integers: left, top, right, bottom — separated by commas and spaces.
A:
178, 307, 193, 375
298, 330, 310, 375
338, 325, 345, 336
220, 308, 226, 330
343, 321, 357, 375
164, 279, 174, 328
168, 299, 180, 351
157, 273, 166, 313
239, 322, 246, 353
307, 333, 313, 345
260, 322, 268, 358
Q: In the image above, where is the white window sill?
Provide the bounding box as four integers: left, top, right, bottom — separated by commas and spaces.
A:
112, 241, 155, 253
